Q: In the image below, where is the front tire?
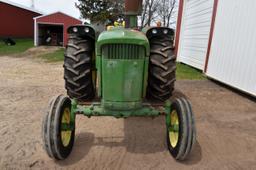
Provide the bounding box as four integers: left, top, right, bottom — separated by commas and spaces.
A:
42, 95, 75, 160
166, 97, 196, 161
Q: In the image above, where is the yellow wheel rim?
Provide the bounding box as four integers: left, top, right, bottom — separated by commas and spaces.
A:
169, 110, 179, 147
61, 107, 72, 147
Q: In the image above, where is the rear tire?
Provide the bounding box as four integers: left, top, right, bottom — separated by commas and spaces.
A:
64, 34, 95, 102
146, 36, 176, 102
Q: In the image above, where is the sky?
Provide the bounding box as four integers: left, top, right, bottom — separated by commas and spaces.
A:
3, 0, 178, 27
4, 0, 81, 19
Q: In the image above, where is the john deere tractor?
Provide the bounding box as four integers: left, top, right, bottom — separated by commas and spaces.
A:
42, 0, 196, 161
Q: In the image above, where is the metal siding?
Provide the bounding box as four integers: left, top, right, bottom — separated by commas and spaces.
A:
206, 0, 256, 96
177, 0, 214, 69
36, 12, 82, 46
0, 2, 41, 38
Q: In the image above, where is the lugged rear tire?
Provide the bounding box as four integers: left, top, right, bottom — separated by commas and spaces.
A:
64, 34, 95, 101
146, 36, 176, 102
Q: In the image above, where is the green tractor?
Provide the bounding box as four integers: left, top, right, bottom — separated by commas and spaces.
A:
42, 0, 196, 161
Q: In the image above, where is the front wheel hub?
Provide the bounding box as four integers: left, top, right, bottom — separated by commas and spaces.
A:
61, 107, 72, 147
169, 110, 179, 147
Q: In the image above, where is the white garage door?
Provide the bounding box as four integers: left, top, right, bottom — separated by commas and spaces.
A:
177, 0, 214, 70
206, 0, 256, 96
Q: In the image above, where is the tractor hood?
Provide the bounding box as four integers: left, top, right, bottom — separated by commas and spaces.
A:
96, 28, 150, 56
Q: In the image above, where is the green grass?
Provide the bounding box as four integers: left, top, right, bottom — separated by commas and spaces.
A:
0, 39, 204, 80
39, 48, 65, 62
176, 62, 206, 80
0, 39, 34, 55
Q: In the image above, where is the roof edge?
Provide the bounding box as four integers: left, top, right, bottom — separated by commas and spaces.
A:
0, 0, 44, 14
33, 11, 83, 23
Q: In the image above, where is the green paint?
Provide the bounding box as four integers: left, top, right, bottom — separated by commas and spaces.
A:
102, 100, 142, 110
129, 15, 138, 28
101, 59, 145, 102
96, 27, 150, 110
165, 101, 171, 127
71, 99, 174, 119
97, 28, 150, 56
69, 100, 77, 130
73, 101, 160, 118
61, 123, 74, 131
142, 57, 149, 97
96, 54, 102, 97
170, 124, 179, 132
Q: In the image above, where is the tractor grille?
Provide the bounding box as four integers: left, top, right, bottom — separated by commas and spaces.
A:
102, 44, 145, 59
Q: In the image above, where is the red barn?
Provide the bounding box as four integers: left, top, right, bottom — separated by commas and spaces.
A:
34, 12, 83, 46
0, 0, 42, 38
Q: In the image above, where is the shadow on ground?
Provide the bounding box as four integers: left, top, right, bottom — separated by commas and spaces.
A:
57, 90, 202, 166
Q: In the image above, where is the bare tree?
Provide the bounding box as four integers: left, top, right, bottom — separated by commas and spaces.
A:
141, 0, 160, 27
157, 0, 177, 27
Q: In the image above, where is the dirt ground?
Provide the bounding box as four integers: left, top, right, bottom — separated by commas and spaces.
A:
0, 51, 256, 170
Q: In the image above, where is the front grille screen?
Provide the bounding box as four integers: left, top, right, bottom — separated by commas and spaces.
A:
102, 44, 145, 59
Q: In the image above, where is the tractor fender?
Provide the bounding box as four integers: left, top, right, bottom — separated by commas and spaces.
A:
142, 26, 175, 41
67, 25, 96, 40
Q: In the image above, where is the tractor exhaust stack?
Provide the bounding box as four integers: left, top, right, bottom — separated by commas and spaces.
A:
124, 0, 143, 28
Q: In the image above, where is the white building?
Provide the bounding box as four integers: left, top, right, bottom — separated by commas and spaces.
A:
175, 0, 256, 97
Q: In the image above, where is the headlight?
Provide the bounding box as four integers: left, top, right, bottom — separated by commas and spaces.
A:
72, 27, 78, 33
163, 29, 168, 34
152, 29, 157, 34
84, 27, 90, 33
